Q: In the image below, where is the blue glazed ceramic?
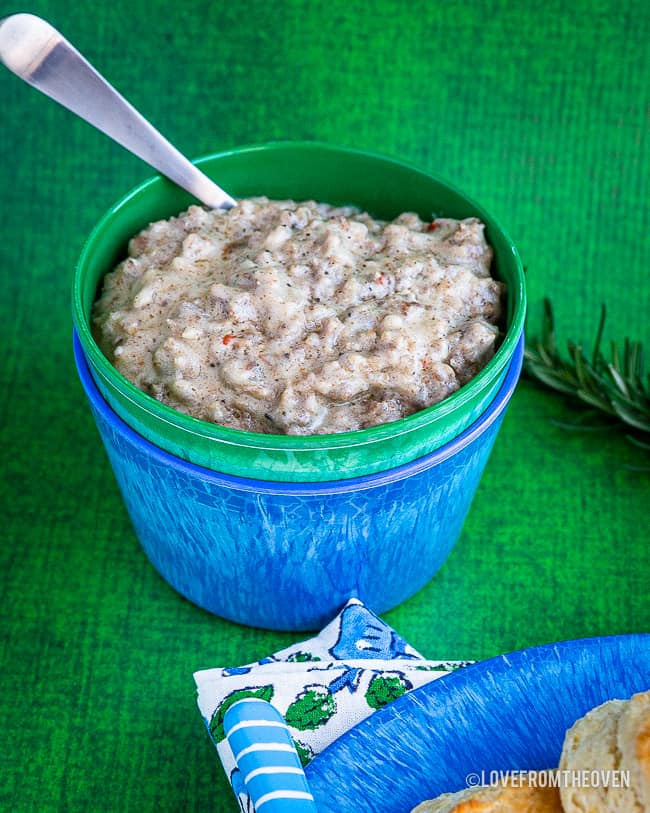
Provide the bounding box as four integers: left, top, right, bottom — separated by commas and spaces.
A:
304, 634, 650, 813
73, 333, 524, 631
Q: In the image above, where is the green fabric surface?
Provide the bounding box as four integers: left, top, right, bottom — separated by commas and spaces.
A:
1, 0, 648, 810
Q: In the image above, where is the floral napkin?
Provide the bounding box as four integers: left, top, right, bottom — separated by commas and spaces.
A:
194, 599, 470, 811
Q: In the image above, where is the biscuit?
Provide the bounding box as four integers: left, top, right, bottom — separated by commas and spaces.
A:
559, 690, 650, 812
618, 690, 650, 809
411, 771, 563, 812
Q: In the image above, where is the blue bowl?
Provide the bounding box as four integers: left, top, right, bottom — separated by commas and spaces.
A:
73, 332, 524, 631
304, 635, 650, 813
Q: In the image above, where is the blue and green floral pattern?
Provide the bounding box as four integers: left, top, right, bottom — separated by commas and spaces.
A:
195, 599, 471, 813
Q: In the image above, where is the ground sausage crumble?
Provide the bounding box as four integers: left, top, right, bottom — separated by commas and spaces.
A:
93, 198, 504, 435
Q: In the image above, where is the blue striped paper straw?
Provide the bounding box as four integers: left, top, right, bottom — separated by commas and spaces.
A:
223, 698, 318, 813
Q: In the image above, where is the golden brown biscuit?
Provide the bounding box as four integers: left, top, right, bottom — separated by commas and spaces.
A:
618, 689, 650, 809
559, 690, 650, 812
411, 772, 563, 812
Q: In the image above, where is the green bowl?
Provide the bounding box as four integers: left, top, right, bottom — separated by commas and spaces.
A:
72, 142, 526, 482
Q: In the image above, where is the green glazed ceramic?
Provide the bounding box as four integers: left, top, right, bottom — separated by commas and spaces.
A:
72, 142, 526, 481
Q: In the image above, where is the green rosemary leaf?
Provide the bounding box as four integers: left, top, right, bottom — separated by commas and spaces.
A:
523, 359, 578, 395
610, 402, 650, 433
571, 343, 589, 390
629, 341, 644, 380
536, 343, 557, 368
627, 435, 650, 451
607, 364, 630, 398
576, 389, 617, 415
592, 304, 607, 367
610, 340, 621, 374
523, 300, 650, 446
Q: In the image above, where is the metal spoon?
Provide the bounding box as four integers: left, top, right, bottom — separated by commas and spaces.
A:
0, 13, 236, 209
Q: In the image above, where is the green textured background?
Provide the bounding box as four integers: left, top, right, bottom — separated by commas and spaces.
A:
1, 1, 648, 810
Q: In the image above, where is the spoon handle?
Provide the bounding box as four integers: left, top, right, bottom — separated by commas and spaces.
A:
0, 14, 236, 209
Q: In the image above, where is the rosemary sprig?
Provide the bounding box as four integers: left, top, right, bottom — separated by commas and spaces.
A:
523, 299, 650, 438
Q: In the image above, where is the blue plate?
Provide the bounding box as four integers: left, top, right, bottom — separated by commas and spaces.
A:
304, 635, 650, 813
